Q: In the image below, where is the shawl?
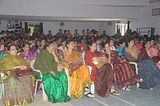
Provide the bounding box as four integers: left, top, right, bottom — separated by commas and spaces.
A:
34, 49, 57, 74
0, 54, 27, 71
125, 46, 139, 59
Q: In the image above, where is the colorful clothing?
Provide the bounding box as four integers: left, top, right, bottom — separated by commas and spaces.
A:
116, 47, 125, 56
110, 46, 116, 51
0, 51, 5, 59
125, 46, 139, 62
138, 59, 160, 89
111, 51, 139, 88
140, 48, 160, 69
34, 49, 70, 103
89, 52, 114, 97
136, 43, 144, 52
19, 51, 37, 63
84, 51, 97, 81
63, 50, 91, 98
0, 54, 33, 106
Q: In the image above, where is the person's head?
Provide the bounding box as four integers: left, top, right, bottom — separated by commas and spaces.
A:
82, 30, 85, 34
96, 39, 101, 45
0, 38, 5, 44
128, 38, 134, 47
7, 43, 17, 56
150, 39, 155, 46
59, 29, 62, 33
109, 39, 114, 46
139, 37, 144, 44
61, 40, 66, 46
22, 42, 30, 52
66, 39, 75, 50
46, 42, 54, 53
35, 39, 40, 46
118, 39, 125, 48
41, 39, 46, 47
103, 30, 106, 34
48, 30, 51, 34
144, 41, 151, 49
52, 41, 58, 49
104, 42, 110, 52
88, 41, 97, 52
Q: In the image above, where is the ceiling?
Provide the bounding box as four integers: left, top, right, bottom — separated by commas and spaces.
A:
0, 0, 159, 22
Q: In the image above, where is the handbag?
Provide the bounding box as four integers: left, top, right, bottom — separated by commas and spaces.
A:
14, 68, 33, 77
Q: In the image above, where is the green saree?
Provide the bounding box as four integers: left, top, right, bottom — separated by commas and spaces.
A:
34, 49, 71, 103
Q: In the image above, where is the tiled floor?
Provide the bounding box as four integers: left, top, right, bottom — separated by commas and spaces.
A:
0, 85, 160, 106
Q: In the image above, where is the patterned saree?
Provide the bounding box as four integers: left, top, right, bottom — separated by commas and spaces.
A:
0, 54, 33, 106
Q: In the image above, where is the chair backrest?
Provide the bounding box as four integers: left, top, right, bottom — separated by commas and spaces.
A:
30, 58, 43, 80
82, 51, 85, 64
30, 58, 36, 69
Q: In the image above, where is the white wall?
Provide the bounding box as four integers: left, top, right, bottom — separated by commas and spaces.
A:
98, 22, 116, 36
131, 2, 160, 35
43, 22, 99, 35
0, 20, 7, 31
0, 0, 145, 19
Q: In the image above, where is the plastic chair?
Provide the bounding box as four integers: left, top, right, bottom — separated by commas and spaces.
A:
30, 59, 48, 101
129, 62, 140, 88
0, 73, 5, 100
87, 66, 95, 95
64, 68, 70, 96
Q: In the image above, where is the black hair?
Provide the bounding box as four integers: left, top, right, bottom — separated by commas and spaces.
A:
7, 43, 16, 51
22, 42, 30, 48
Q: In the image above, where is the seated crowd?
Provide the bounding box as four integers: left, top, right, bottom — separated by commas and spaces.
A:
0, 28, 160, 106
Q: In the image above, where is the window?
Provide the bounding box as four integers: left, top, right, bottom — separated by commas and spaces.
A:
115, 23, 128, 36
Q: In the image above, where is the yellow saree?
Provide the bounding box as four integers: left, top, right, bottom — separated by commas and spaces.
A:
63, 51, 91, 98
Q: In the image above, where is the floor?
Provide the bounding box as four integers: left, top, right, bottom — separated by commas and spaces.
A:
0, 85, 160, 106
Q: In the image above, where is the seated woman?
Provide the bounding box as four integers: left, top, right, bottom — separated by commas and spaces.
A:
63, 39, 91, 98
109, 39, 116, 51
143, 41, 160, 69
34, 42, 71, 103
138, 42, 160, 89
116, 39, 126, 57
85, 41, 119, 97
105, 42, 139, 90
0, 43, 33, 106
136, 37, 144, 52
52, 41, 63, 60
19, 42, 37, 63
125, 38, 139, 62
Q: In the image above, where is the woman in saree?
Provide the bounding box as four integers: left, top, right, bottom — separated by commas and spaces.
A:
33, 42, 71, 103
0, 44, 33, 106
63, 39, 91, 98
105, 42, 139, 90
52, 41, 64, 60
19, 42, 37, 64
125, 38, 140, 62
84, 41, 119, 97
